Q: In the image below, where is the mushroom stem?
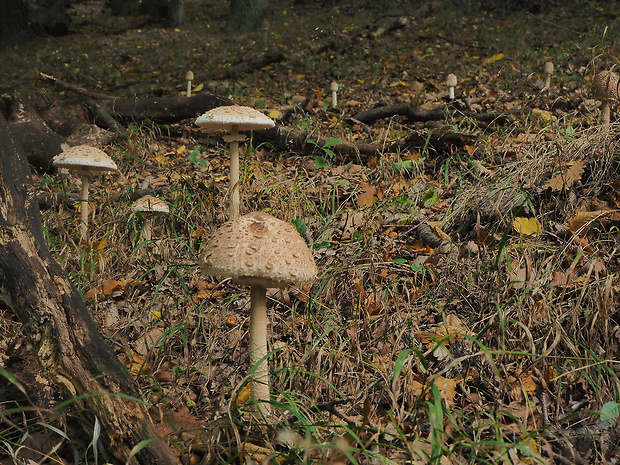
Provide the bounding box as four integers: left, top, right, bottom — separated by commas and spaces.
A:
141, 217, 153, 242
186, 80, 192, 98
79, 173, 91, 239
228, 125, 241, 219
601, 101, 611, 127
249, 285, 270, 414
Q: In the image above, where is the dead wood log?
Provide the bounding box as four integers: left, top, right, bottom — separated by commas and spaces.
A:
95, 93, 233, 123
253, 125, 476, 163
0, 112, 180, 464
352, 103, 446, 124
40, 71, 234, 124
4, 91, 66, 171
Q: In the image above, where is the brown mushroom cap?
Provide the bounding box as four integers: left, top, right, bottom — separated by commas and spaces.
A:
200, 212, 317, 288
132, 195, 169, 214
592, 71, 620, 101
52, 145, 118, 174
195, 105, 275, 131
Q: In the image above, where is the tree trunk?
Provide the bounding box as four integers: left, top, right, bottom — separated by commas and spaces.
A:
0, 112, 180, 464
168, 0, 185, 26
227, 0, 270, 32
0, 0, 32, 44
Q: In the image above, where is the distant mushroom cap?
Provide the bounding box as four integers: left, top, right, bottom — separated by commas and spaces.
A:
185, 70, 194, 81
330, 81, 339, 92
200, 212, 317, 288
132, 195, 169, 214
592, 71, 620, 101
195, 105, 275, 132
52, 145, 118, 174
543, 61, 554, 74
446, 73, 458, 87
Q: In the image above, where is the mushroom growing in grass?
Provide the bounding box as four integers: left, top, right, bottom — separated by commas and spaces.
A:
195, 105, 275, 219
543, 61, 554, 89
132, 195, 169, 242
592, 70, 620, 127
185, 70, 194, 97
330, 81, 339, 108
52, 145, 118, 239
446, 73, 458, 100
200, 212, 317, 415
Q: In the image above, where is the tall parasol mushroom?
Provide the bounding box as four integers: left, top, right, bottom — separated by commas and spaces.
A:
200, 212, 317, 415
195, 106, 274, 219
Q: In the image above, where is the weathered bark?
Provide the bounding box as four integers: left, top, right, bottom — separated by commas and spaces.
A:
352, 103, 447, 124
0, 112, 180, 464
4, 91, 66, 171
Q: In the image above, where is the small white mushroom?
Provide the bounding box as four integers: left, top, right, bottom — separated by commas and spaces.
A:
592, 70, 620, 127
446, 73, 458, 100
543, 61, 554, 89
200, 212, 318, 416
131, 195, 169, 242
52, 145, 118, 239
185, 70, 194, 97
330, 81, 339, 108
195, 106, 274, 219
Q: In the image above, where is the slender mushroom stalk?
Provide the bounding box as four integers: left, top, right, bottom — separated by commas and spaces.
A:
249, 285, 269, 404
78, 172, 92, 237
200, 212, 318, 417
592, 70, 619, 127
330, 81, 339, 108
195, 106, 274, 219
52, 145, 118, 240
543, 61, 554, 90
185, 70, 194, 97
446, 73, 458, 100
223, 125, 243, 219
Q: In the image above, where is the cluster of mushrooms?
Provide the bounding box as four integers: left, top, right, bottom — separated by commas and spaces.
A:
52, 104, 317, 417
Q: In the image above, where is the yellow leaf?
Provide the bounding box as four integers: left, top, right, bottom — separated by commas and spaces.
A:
531, 108, 557, 122
193, 82, 204, 92
176, 144, 186, 154
235, 385, 251, 406
268, 109, 281, 119
483, 52, 504, 64
213, 175, 228, 183
512, 217, 542, 237
155, 154, 169, 165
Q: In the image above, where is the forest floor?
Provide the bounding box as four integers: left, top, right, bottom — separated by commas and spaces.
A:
2, 0, 620, 463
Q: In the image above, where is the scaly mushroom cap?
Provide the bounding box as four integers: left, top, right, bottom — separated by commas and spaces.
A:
52, 145, 117, 174
132, 195, 170, 214
200, 212, 317, 288
195, 105, 275, 131
592, 71, 620, 101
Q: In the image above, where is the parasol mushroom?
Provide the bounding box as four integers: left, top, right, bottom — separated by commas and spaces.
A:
195, 105, 274, 219
131, 195, 170, 242
200, 212, 317, 415
52, 145, 118, 239
592, 70, 620, 127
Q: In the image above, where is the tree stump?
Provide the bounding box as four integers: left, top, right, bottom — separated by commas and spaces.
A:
0, 112, 180, 464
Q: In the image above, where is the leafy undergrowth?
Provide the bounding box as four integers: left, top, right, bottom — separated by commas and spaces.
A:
3, 0, 620, 464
